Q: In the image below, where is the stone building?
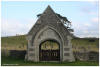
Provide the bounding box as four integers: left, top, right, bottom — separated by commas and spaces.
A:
25, 6, 75, 62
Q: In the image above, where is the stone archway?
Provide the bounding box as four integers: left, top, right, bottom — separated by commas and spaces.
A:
25, 6, 75, 62
32, 26, 63, 62
39, 40, 60, 61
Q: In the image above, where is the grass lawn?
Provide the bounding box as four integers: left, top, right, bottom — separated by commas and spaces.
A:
1, 35, 99, 66
1, 56, 99, 66
1, 35, 99, 52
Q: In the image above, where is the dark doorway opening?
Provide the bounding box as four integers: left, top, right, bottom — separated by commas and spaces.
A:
39, 40, 60, 61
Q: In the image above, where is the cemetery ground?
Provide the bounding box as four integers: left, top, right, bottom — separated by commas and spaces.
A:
1, 35, 99, 66
1, 56, 98, 66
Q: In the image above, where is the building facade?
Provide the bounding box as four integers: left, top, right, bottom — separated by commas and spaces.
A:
25, 6, 75, 62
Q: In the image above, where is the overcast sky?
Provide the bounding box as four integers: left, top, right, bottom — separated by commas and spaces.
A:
1, 1, 99, 38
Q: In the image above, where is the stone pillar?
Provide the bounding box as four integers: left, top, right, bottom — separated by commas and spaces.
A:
25, 35, 34, 61
62, 35, 75, 62
67, 36, 75, 62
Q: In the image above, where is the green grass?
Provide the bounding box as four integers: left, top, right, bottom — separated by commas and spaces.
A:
1, 35, 99, 52
1, 56, 99, 66
1, 35, 27, 46
1, 35, 99, 66
1, 35, 27, 50
72, 38, 99, 45
72, 38, 99, 52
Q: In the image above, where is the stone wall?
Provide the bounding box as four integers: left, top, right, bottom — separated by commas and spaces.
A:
2, 50, 98, 61
74, 51, 99, 61
9, 50, 26, 59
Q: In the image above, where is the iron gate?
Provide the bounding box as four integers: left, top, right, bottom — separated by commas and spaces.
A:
39, 50, 60, 61
39, 40, 60, 61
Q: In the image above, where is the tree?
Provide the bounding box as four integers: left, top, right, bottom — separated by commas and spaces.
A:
37, 13, 74, 32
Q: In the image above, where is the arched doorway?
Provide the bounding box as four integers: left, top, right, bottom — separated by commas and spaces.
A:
39, 40, 60, 61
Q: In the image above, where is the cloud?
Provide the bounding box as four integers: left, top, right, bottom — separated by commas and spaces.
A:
1, 18, 99, 38
91, 17, 99, 23
72, 20, 99, 38
80, 1, 99, 16
88, 1, 99, 6
81, 8, 98, 15
1, 18, 36, 36
84, 23, 91, 27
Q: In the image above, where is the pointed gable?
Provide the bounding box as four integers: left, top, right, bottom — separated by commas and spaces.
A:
37, 5, 61, 24
28, 5, 70, 36
28, 6, 60, 35
43, 5, 55, 15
